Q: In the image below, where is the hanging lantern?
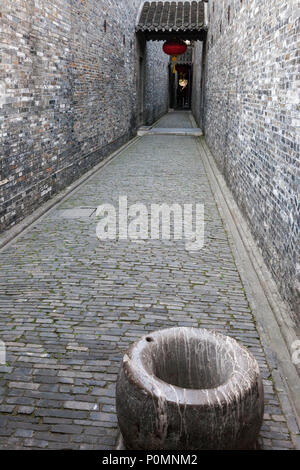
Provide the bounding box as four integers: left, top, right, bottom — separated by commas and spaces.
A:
162, 40, 187, 73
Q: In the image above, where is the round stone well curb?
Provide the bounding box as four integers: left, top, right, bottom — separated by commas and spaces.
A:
116, 327, 264, 450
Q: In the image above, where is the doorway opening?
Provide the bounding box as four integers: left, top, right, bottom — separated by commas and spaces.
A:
169, 64, 193, 110
169, 45, 193, 110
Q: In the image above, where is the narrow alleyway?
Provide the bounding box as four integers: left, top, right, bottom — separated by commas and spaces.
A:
0, 112, 298, 449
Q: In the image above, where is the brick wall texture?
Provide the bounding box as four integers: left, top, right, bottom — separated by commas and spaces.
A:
192, 0, 299, 323
0, 0, 169, 232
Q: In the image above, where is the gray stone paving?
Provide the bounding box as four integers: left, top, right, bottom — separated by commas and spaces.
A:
0, 112, 297, 449
137, 128, 203, 136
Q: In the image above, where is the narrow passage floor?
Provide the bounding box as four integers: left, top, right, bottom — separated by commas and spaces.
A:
0, 112, 297, 450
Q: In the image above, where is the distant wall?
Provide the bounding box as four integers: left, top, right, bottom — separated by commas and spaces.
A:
144, 41, 169, 126
193, 0, 300, 323
0, 0, 169, 232
192, 42, 204, 129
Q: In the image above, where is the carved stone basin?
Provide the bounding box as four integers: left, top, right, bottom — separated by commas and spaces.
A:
116, 327, 264, 450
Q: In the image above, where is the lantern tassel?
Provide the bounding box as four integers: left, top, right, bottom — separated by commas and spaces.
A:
172, 56, 176, 74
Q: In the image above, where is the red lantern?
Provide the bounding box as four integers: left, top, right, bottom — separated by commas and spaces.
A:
162, 40, 187, 73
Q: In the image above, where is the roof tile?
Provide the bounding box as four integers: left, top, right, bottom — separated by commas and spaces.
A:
137, 1, 205, 33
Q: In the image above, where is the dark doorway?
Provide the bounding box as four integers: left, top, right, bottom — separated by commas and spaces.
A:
169, 64, 193, 110
176, 64, 193, 110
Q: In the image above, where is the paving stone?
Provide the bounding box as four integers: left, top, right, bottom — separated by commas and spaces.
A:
23, 439, 48, 449
51, 425, 83, 435
64, 401, 97, 411
14, 429, 34, 438
17, 407, 35, 415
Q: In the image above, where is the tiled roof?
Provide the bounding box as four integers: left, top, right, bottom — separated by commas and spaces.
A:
136, 1, 205, 33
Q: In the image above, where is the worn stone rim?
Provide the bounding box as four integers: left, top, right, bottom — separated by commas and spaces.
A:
122, 327, 261, 407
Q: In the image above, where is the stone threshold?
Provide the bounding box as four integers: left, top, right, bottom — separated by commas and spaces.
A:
137, 127, 203, 136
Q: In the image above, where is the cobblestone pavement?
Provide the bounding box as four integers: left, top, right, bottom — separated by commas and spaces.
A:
0, 112, 298, 449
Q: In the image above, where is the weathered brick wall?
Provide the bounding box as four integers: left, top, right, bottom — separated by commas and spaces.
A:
144, 42, 169, 126
0, 0, 169, 232
191, 42, 204, 129
193, 0, 299, 322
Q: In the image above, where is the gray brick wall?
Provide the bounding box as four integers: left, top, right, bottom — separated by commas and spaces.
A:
192, 0, 300, 324
144, 42, 169, 126
0, 0, 169, 232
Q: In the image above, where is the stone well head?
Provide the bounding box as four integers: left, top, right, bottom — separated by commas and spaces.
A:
116, 327, 264, 450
